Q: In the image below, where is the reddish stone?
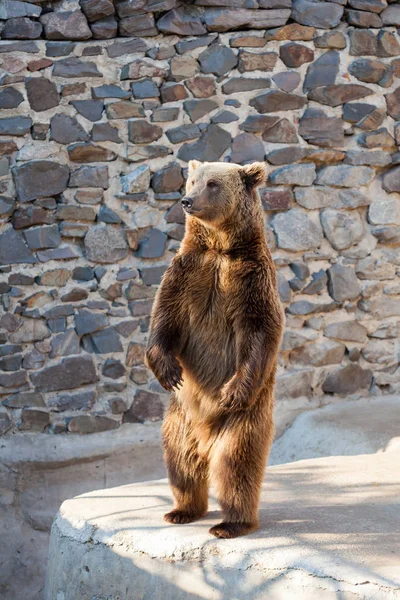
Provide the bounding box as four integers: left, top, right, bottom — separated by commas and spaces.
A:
27, 58, 53, 72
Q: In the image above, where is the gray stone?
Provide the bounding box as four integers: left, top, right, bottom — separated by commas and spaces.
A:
69, 166, 109, 189
0, 228, 36, 265
53, 58, 102, 78
324, 320, 367, 343
382, 166, 400, 193
203, 8, 290, 32
249, 90, 306, 113
92, 85, 130, 99
346, 9, 382, 28
349, 58, 388, 84
183, 99, 218, 122
272, 209, 323, 251
327, 264, 360, 302
322, 363, 372, 395
303, 50, 339, 91
157, 6, 207, 36
166, 124, 202, 144
84, 225, 127, 263
24, 225, 61, 251
132, 79, 159, 99
308, 83, 372, 106
9, 319, 50, 344
349, 29, 377, 56
0, 41, 39, 53
287, 299, 339, 315
230, 133, 265, 164
106, 101, 144, 119
106, 38, 147, 58
50, 114, 89, 144
121, 165, 151, 194
211, 110, 238, 124
119, 13, 157, 36
314, 31, 346, 49
68, 414, 119, 434
40, 10, 92, 41
316, 165, 374, 187
0, 87, 24, 109
152, 162, 183, 194
47, 390, 95, 412
222, 77, 271, 94
30, 355, 97, 392
18, 408, 49, 432
125, 145, 172, 163
92, 123, 122, 143
13, 161, 69, 203
292, 0, 343, 28
381, 4, 400, 26
377, 31, 400, 58
272, 71, 301, 92
356, 256, 396, 281
177, 124, 231, 162
80, 0, 114, 22
358, 128, 395, 149
2, 17, 42, 39
50, 329, 80, 358
151, 107, 180, 122
279, 43, 314, 67
102, 359, 125, 380
3, 391, 44, 408
72, 100, 104, 122
345, 150, 391, 167
269, 163, 316, 186
321, 209, 364, 251
0, 410, 11, 435
128, 120, 162, 144
290, 339, 345, 367
83, 327, 123, 354
295, 186, 370, 210
67, 142, 116, 163
120, 58, 168, 81
0, 1, 41, 19
0, 117, 32, 136
262, 119, 298, 143
136, 229, 167, 259
238, 50, 278, 72
46, 42, 76, 57
74, 308, 108, 336
123, 389, 164, 423
198, 45, 237, 77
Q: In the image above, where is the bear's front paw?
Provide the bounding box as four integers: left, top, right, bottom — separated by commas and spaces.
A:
219, 377, 249, 412
146, 346, 183, 392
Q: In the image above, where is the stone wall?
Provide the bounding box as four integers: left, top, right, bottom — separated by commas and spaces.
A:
1, 0, 400, 437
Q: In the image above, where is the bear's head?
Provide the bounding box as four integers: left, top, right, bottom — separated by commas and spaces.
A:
181, 161, 265, 227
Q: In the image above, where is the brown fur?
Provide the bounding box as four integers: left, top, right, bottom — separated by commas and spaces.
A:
145, 161, 284, 538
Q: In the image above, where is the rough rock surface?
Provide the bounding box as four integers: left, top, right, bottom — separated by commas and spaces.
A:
45, 452, 400, 600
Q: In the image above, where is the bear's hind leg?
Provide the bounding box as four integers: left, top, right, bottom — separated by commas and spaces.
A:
209, 410, 273, 538
162, 399, 209, 524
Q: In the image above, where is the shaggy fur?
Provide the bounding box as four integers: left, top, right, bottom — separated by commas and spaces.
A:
145, 160, 284, 538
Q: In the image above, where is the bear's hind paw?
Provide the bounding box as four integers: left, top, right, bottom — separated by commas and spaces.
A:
209, 521, 257, 538
164, 509, 203, 525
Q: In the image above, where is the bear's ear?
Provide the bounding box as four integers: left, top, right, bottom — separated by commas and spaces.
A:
240, 162, 266, 189
188, 160, 201, 174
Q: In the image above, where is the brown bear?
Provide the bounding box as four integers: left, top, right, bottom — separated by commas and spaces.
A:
145, 160, 284, 539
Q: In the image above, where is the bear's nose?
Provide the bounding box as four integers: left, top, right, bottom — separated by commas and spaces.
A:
181, 197, 193, 209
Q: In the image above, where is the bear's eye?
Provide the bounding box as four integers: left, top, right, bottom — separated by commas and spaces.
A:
207, 180, 218, 189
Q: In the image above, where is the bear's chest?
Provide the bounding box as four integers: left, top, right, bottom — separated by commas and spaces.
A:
186, 252, 234, 324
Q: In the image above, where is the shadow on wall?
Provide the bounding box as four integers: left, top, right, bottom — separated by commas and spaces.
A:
44, 460, 400, 600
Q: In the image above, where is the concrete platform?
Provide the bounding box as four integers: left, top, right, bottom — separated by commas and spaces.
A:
45, 452, 400, 600
270, 396, 400, 465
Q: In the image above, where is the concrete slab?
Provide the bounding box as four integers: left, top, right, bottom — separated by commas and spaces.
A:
45, 452, 400, 600
270, 396, 400, 466
0, 423, 165, 600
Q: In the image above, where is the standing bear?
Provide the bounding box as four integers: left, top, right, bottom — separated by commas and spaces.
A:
145, 160, 284, 538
